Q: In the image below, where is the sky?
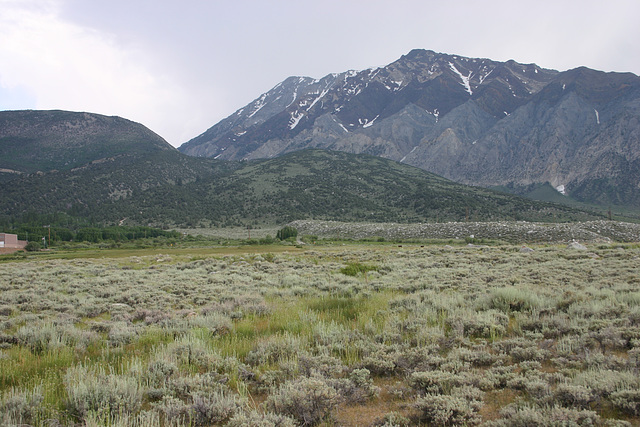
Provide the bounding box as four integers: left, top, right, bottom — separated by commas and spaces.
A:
1, 0, 639, 148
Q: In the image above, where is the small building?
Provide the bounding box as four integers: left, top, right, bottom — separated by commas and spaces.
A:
0, 233, 27, 250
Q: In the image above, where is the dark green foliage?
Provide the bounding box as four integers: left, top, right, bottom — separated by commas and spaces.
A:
276, 226, 298, 241
0, 149, 604, 227
24, 242, 41, 252
0, 214, 179, 245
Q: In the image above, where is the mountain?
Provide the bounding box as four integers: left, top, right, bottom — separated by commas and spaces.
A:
0, 110, 234, 222
0, 113, 602, 227
0, 110, 177, 182
179, 49, 640, 209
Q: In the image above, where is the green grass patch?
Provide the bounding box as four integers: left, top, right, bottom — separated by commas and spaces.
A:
340, 262, 379, 277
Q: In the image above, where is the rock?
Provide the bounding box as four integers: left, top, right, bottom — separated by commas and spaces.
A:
520, 246, 534, 253
567, 241, 587, 250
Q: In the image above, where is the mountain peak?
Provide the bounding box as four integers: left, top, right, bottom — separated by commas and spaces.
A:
178, 49, 640, 208
403, 48, 438, 60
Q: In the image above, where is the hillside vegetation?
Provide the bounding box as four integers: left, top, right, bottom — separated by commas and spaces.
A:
0, 148, 603, 228
0, 110, 173, 177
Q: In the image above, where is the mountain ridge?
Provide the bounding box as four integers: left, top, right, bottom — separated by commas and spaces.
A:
0, 110, 605, 228
179, 49, 640, 209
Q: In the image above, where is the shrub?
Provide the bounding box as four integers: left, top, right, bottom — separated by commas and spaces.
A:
190, 391, 241, 426
298, 354, 346, 378
329, 368, 379, 404
65, 365, 143, 421
447, 311, 508, 339
410, 371, 468, 395
227, 410, 297, 427
452, 347, 499, 367
146, 359, 178, 387
265, 376, 340, 426
154, 395, 192, 425
573, 369, 639, 398
486, 403, 601, 427
482, 287, 546, 313
24, 241, 41, 251
245, 333, 304, 366
0, 386, 45, 426
414, 393, 482, 426
510, 346, 550, 363
360, 351, 398, 376
188, 313, 233, 336
610, 389, 640, 416
371, 412, 411, 427
83, 410, 161, 427
107, 321, 140, 346
15, 323, 64, 354
554, 383, 594, 409
15, 322, 98, 354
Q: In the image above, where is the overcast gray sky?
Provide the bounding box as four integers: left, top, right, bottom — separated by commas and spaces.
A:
1, 0, 639, 147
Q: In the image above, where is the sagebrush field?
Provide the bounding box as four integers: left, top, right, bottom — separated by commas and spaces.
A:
1, 241, 639, 426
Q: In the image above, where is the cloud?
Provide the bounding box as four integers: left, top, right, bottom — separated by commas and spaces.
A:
2, 0, 639, 148
0, 0, 188, 144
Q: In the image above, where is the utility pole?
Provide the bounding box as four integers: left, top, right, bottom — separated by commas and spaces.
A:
43, 225, 50, 248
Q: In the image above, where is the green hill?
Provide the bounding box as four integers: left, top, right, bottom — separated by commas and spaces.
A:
0, 145, 603, 228
0, 110, 174, 178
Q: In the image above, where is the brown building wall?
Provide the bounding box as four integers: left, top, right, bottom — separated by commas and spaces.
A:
0, 233, 26, 249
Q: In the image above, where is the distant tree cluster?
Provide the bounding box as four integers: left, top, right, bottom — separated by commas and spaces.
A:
276, 226, 298, 241
0, 213, 179, 245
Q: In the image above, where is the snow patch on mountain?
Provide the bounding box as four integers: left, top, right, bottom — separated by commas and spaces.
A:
289, 111, 305, 130
307, 88, 330, 111
286, 88, 298, 108
478, 69, 493, 85
248, 94, 267, 118
400, 146, 418, 163
426, 109, 440, 123
449, 62, 473, 95
360, 115, 380, 128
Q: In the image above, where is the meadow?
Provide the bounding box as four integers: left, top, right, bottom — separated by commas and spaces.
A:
1, 239, 639, 426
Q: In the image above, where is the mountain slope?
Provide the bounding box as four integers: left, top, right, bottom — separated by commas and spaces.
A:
0, 110, 236, 222
179, 49, 557, 161
0, 110, 174, 180
179, 49, 640, 209
408, 68, 640, 195
0, 144, 603, 227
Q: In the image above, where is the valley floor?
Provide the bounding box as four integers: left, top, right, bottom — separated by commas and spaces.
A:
1, 242, 639, 426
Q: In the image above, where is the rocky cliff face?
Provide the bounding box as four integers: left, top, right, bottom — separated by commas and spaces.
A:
179, 49, 640, 208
